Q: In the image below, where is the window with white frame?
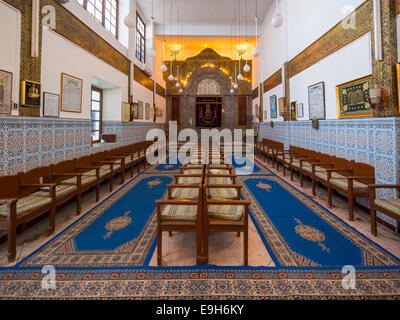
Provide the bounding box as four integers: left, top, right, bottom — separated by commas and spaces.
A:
77, 0, 118, 38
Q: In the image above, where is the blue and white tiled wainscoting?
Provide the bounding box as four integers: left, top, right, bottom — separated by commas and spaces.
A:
0, 117, 165, 176
261, 118, 400, 228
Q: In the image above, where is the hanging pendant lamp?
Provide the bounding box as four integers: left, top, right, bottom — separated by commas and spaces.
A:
252, 0, 260, 57
272, 0, 283, 28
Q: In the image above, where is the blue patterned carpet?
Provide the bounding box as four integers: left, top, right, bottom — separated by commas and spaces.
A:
1, 158, 400, 299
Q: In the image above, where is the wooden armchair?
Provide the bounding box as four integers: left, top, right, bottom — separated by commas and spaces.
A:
114, 146, 141, 177
155, 196, 203, 266
369, 185, 400, 236
104, 150, 126, 184
328, 162, 375, 221
289, 148, 319, 182
202, 189, 250, 266
20, 166, 82, 216
76, 154, 114, 192
52, 159, 100, 203
310, 153, 336, 196
298, 150, 322, 187
0, 175, 56, 262
275, 146, 303, 176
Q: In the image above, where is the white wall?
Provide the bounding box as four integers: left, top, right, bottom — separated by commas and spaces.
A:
0, 1, 21, 116
290, 32, 372, 120
287, 0, 366, 60
259, 0, 372, 122
103, 87, 123, 121
41, 27, 129, 119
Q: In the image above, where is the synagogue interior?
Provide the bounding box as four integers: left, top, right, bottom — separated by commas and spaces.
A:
1, 0, 400, 302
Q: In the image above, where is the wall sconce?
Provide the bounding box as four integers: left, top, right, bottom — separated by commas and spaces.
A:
369, 87, 382, 105
369, 87, 389, 112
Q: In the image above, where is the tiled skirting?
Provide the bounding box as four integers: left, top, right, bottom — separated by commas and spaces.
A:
260, 117, 400, 228
0, 117, 165, 176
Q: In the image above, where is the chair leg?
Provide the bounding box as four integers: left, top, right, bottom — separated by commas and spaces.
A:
312, 178, 316, 196
76, 193, 81, 216
131, 164, 134, 178
169, 231, 172, 237
237, 232, 240, 237
348, 193, 354, 221
49, 205, 56, 234
290, 167, 294, 181
7, 214, 16, 263
95, 183, 100, 202
109, 176, 113, 192
371, 207, 377, 237
157, 228, 162, 267
121, 169, 125, 185
328, 186, 333, 208
244, 229, 248, 266
300, 171, 304, 187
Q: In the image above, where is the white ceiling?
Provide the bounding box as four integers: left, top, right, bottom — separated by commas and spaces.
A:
136, 0, 273, 36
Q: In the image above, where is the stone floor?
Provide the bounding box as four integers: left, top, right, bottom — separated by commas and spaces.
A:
1, 158, 399, 268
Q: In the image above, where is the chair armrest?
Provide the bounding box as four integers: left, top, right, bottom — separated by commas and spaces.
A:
368, 184, 400, 190
326, 168, 353, 173
167, 184, 200, 188
206, 184, 242, 189
207, 199, 250, 206
20, 183, 58, 188
53, 173, 83, 177
155, 200, 198, 206
0, 199, 18, 205
346, 176, 375, 181
76, 165, 101, 170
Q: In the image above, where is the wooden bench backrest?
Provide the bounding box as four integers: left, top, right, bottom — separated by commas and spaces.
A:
75, 155, 93, 167
354, 162, 375, 184
19, 166, 52, 196
318, 153, 335, 167
334, 157, 354, 176
0, 175, 20, 198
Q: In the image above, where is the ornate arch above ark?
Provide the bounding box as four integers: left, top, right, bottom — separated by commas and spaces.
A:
197, 79, 221, 96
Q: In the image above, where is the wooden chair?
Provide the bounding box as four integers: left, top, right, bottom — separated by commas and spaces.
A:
202, 186, 250, 266
369, 185, 400, 236
155, 195, 204, 266
299, 151, 322, 188
310, 153, 336, 196
289, 149, 320, 182
275, 146, 302, 176
52, 159, 100, 202
76, 154, 114, 192
328, 162, 375, 221
0, 175, 56, 262
20, 166, 82, 216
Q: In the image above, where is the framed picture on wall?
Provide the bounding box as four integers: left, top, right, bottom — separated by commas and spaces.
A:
0, 70, 13, 114
336, 75, 373, 118
43, 92, 60, 118
278, 97, 286, 117
145, 102, 151, 120
132, 102, 139, 120
297, 103, 304, 119
270, 95, 277, 119
290, 101, 298, 121
60, 73, 82, 113
308, 81, 326, 120
121, 102, 130, 122
21, 80, 40, 108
